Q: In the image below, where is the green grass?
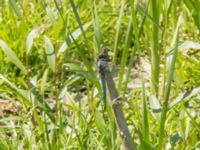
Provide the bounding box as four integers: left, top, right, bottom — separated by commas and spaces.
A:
0, 0, 200, 149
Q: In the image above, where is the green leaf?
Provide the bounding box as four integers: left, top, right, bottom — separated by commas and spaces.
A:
179, 40, 200, 52
169, 87, 200, 109
0, 74, 31, 106
141, 78, 149, 145
45, 5, 57, 28
58, 21, 92, 54
117, 17, 133, 91
90, 131, 105, 149
69, 0, 91, 52
26, 29, 39, 54
158, 29, 179, 150
0, 40, 26, 74
64, 91, 79, 111
112, 0, 125, 67
95, 110, 108, 139
9, 0, 23, 20
150, 0, 160, 96
43, 35, 55, 72
63, 63, 96, 82
0, 73, 56, 124
93, 2, 102, 49
184, 107, 200, 132
40, 69, 48, 95
183, 0, 200, 30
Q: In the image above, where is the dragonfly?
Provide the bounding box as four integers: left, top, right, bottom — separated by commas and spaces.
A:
97, 47, 110, 110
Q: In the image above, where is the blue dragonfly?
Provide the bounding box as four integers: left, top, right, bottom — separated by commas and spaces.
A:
97, 48, 110, 110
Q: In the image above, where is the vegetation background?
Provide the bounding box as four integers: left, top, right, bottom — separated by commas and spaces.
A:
0, 0, 200, 149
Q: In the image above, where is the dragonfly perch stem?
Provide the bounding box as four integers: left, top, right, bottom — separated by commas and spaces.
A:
98, 48, 135, 150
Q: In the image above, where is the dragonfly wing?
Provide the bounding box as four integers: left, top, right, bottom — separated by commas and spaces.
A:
100, 72, 106, 109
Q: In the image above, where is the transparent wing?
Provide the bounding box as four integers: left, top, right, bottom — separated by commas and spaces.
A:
100, 72, 106, 109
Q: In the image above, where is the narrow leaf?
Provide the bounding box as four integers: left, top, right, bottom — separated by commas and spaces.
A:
9, 0, 23, 20
179, 40, 200, 52
69, 0, 91, 52
141, 78, 149, 144
26, 29, 39, 54
112, 0, 125, 67
95, 110, 108, 138
58, 21, 92, 54
158, 29, 179, 150
46, 5, 57, 28
117, 18, 133, 91
0, 40, 26, 74
0, 74, 31, 105
93, 2, 103, 49
44, 35, 55, 72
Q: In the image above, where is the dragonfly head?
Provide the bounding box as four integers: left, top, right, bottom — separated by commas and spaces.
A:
98, 47, 109, 61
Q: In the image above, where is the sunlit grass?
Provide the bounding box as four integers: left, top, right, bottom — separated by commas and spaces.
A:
0, 0, 200, 149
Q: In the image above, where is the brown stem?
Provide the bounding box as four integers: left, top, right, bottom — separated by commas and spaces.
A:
105, 70, 135, 150
98, 48, 135, 150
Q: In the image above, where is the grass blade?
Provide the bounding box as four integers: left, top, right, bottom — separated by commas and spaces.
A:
112, 0, 125, 68
158, 29, 179, 150
141, 78, 149, 145
44, 35, 55, 72
0, 40, 26, 74
93, 1, 103, 50
122, 0, 141, 96
9, 0, 23, 20
179, 40, 200, 53
58, 21, 92, 55
0, 74, 30, 105
69, 0, 91, 52
169, 87, 200, 109
45, 4, 57, 28
150, 0, 160, 96
183, 0, 200, 31
26, 29, 39, 54
117, 18, 133, 91
130, 0, 140, 53
184, 107, 200, 132
0, 74, 56, 123
95, 110, 107, 139
138, 0, 149, 37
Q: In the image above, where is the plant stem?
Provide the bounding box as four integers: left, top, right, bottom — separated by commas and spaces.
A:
151, 0, 160, 97
158, 30, 179, 150
98, 49, 135, 150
